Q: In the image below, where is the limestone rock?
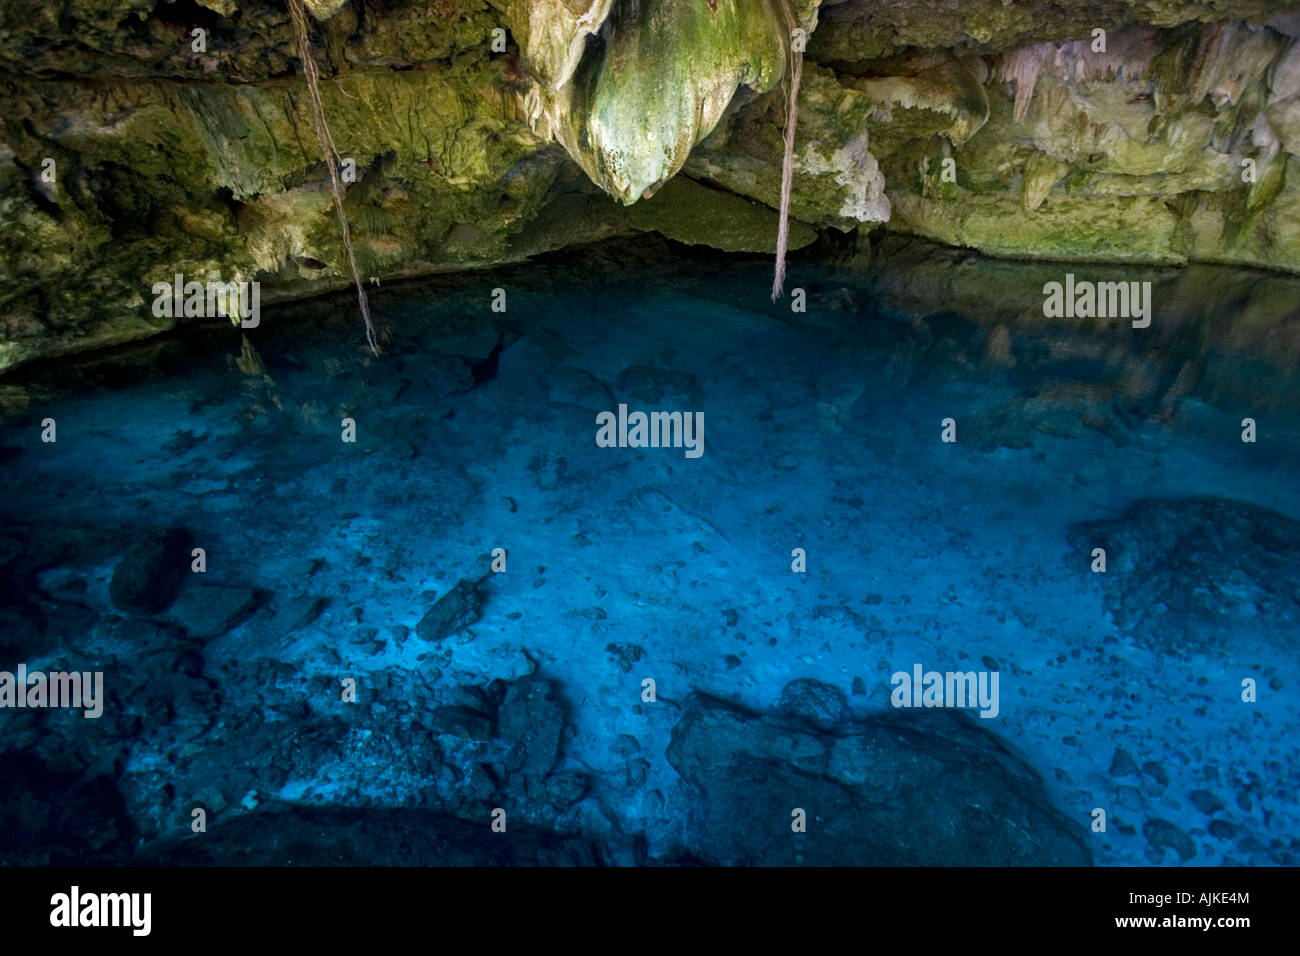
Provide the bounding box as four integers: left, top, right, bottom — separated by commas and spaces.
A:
776, 678, 847, 731
1069, 496, 1300, 654
531, 0, 790, 203
428, 706, 494, 742
666, 690, 1091, 865
4, 1, 1300, 372
268, 594, 325, 638
302, 0, 350, 20
1144, 818, 1197, 862
497, 675, 565, 778
169, 585, 258, 641
415, 579, 483, 642
109, 529, 192, 615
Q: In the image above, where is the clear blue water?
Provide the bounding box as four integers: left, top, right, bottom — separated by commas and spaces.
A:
2, 243, 1298, 865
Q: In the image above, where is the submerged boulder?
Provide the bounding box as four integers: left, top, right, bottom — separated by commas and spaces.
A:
415, 578, 484, 642
666, 689, 1091, 865
169, 584, 258, 641
497, 674, 566, 778
776, 677, 847, 731
1069, 496, 1300, 655
109, 528, 192, 615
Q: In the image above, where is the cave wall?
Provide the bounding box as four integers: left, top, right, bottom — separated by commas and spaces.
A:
1, 0, 1299, 370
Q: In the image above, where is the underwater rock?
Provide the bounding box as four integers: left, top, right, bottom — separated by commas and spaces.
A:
776, 677, 846, 731
428, 705, 495, 742
666, 691, 1091, 865
0, 606, 51, 666
967, 382, 1139, 452
1115, 786, 1145, 811
1109, 748, 1140, 778
1208, 819, 1239, 839
1069, 496, 1300, 655
108, 528, 192, 615
605, 642, 645, 674
1143, 818, 1197, 863
34, 603, 98, 659
441, 681, 497, 716
0, 753, 135, 865
268, 594, 326, 638
497, 674, 566, 779
541, 770, 589, 810
0, 531, 26, 572
415, 578, 484, 642
102, 617, 190, 659
1142, 761, 1170, 787
34, 566, 95, 607
617, 364, 700, 404
168, 584, 258, 641
1190, 790, 1226, 815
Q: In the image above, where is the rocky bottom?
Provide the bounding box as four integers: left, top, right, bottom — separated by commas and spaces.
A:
1, 242, 1297, 865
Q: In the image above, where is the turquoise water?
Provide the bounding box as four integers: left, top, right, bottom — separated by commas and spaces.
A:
2, 243, 1298, 865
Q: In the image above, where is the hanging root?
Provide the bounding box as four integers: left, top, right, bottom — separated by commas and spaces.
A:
287, 0, 379, 355
771, 0, 803, 301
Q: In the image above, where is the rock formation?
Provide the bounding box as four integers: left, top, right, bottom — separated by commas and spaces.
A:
3, 0, 1300, 368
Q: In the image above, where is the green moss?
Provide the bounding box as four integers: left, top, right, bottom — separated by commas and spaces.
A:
810, 0, 1294, 64
1247, 150, 1287, 212
627, 176, 817, 253
6, 2, 1300, 373
686, 63, 890, 227
890, 188, 1187, 264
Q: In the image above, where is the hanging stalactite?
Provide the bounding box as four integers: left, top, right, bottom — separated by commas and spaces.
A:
287, 0, 379, 355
